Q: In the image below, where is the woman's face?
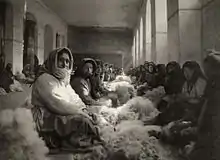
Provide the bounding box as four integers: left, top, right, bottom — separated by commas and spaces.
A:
183, 67, 194, 81
57, 52, 70, 69
148, 65, 154, 73
96, 66, 102, 74
82, 62, 93, 77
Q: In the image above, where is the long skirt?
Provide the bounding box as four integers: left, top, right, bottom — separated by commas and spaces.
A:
31, 106, 100, 149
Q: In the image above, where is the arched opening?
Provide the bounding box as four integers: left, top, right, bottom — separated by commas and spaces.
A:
145, 0, 152, 61
139, 17, 144, 64
44, 24, 53, 60
0, 1, 7, 73
135, 29, 139, 66
23, 12, 38, 76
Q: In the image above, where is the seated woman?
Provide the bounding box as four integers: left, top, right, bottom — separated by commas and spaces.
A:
157, 61, 185, 113
70, 58, 107, 106
31, 48, 102, 150
90, 61, 108, 100
159, 61, 207, 151
157, 61, 206, 125
0, 63, 14, 92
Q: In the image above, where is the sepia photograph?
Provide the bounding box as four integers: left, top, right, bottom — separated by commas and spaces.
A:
0, 0, 219, 159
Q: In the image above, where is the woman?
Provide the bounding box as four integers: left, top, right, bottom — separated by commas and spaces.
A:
31, 48, 102, 149
164, 61, 185, 95
0, 63, 14, 92
70, 58, 106, 106
155, 64, 166, 87
157, 61, 206, 125
178, 61, 207, 121
159, 61, 207, 150
190, 51, 220, 160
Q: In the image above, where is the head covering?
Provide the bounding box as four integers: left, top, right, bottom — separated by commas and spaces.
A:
35, 47, 73, 83
182, 61, 206, 84
166, 61, 181, 74
74, 58, 97, 77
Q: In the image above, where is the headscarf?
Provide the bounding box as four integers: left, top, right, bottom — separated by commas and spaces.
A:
166, 61, 181, 74
182, 61, 206, 85
34, 47, 73, 85
73, 58, 97, 78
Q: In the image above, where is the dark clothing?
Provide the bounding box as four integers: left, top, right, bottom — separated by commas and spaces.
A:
0, 69, 13, 92
164, 70, 185, 95
71, 76, 98, 105
190, 78, 220, 160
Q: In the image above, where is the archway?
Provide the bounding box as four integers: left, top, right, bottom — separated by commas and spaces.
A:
23, 12, 38, 75
44, 24, 53, 60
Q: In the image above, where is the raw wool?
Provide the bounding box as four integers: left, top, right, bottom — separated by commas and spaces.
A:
15, 72, 26, 81
117, 97, 159, 123
0, 108, 49, 160
0, 87, 7, 96
115, 75, 132, 84
9, 79, 24, 92
143, 86, 166, 105
21, 95, 33, 109
100, 120, 160, 160
105, 81, 135, 105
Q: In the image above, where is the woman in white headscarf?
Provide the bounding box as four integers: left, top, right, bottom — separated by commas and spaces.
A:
31, 47, 102, 149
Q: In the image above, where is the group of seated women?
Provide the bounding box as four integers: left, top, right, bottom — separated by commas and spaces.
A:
129, 59, 208, 153
31, 47, 124, 150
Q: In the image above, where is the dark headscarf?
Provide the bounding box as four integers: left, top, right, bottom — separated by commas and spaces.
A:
182, 61, 206, 85
73, 58, 97, 77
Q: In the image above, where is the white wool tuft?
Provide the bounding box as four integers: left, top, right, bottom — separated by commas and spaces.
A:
115, 75, 132, 83
0, 108, 49, 160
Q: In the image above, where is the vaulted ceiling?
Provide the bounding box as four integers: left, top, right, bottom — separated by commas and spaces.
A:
42, 0, 142, 29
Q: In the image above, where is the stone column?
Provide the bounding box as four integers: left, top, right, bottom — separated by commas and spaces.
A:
135, 29, 140, 66
202, 0, 220, 59
144, 0, 152, 62
167, 0, 202, 65
151, 0, 168, 64
37, 23, 44, 64
5, 0, 25, 74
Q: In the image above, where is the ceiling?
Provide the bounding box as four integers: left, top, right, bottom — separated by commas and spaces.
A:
42, 0, 142, 29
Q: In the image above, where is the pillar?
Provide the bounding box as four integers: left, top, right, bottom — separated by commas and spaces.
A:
167, 0, 202, 65
37, 23, 44, 64
5, 0, 25, 74
144, 0, 152, 62
152, 0, 168, 64
202, 0, 220, 59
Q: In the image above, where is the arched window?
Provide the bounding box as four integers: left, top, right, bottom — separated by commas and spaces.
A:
44, 24, 53, 60
136, 29, 139, 66
145, 0, 152, 61
23, 12, 38, 75
139, 17, 144, 64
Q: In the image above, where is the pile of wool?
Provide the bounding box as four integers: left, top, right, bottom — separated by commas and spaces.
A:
97, 96, 159, 126
0, 108, 49, 160
143, 86, 166, 105
115, 75, 132, 84
105, 81, 135, 105
117, 97, 159, 124
100, 120, 161, 160
0, 87, 7, 96
10, 79, 24, 92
